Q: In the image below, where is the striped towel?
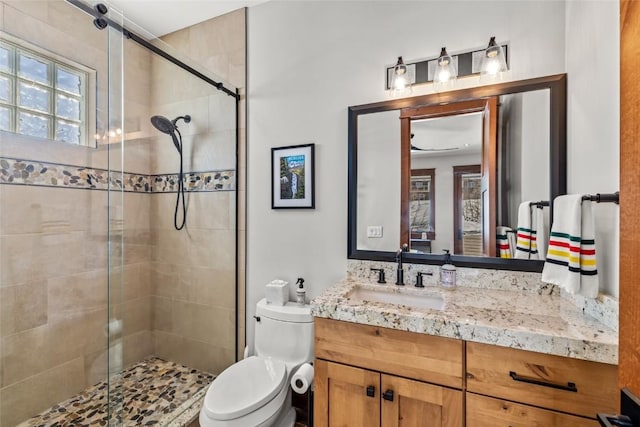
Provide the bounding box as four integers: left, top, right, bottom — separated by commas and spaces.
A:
515, 201, 541, 260
541, 195, 599, 297
496, 226, 514, 258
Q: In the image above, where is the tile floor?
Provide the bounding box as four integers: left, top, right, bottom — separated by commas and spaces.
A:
18, 357, 215, 427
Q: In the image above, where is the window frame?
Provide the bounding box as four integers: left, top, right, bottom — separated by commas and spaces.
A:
0, 31, 96, 147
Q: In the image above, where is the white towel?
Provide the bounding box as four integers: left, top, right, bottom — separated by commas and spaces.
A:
541, 195, 599, 297
496, 226, 514, 258
534, 206, 547, 261
514, 201, 543, 260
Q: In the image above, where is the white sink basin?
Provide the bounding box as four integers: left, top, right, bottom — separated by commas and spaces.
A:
348, 286, 445, 310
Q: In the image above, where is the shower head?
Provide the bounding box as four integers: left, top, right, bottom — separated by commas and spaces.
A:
150, 115, 175, 135
150, 114, 191, 153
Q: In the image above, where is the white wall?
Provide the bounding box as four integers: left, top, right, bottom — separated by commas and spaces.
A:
504, 90, 551, 228
565, 1, 620, 298
357, 110, 401, 251
247, 0, 571, 342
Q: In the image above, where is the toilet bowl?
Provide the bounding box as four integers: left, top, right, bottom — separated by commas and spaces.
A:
199, 299, 314, 427
200, 356, 295, 427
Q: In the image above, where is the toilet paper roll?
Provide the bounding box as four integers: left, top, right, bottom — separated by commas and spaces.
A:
291, 363, 314, 394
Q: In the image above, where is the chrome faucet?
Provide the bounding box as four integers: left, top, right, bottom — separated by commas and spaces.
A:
395, 244, 408, 286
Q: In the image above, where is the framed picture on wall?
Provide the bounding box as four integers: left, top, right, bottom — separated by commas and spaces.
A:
271, 143, 315, 209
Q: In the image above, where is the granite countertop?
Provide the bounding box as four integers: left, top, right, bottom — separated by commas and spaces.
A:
311, 278, 618, 365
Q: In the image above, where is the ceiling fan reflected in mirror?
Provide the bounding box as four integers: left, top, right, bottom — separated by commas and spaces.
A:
410, 133, 466, 153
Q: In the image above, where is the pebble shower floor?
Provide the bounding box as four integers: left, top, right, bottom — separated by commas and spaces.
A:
17, 357, 215, 427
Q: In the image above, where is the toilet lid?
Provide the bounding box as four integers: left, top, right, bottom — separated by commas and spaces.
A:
203, 356, 287, 421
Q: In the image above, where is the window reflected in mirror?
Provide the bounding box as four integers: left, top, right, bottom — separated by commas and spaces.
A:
453, 165, 482, 256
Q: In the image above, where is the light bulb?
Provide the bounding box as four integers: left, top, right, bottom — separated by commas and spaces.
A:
480, 36, 508, 81
433, 47, 457, 92
389, 56, 412, 96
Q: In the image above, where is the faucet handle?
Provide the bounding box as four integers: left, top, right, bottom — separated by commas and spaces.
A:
370, 268, 386, 284
415, 271, 433, 288
416, 272, 424, 288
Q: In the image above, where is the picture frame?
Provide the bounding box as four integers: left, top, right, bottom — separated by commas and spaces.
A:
271, 143, 315, 209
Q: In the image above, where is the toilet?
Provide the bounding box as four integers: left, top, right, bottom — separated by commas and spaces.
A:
199, 298, 314, 427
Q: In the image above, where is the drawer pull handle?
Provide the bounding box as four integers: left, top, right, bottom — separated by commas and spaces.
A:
366, 385, 375, 398
382, 390, 394, 401
509, 371, 578, 392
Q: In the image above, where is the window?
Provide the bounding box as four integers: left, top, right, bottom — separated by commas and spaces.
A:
0, 34, 93, 146
410, 168, 436, 252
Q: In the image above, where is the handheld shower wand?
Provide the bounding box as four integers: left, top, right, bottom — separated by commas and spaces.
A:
150, 114, 191, 230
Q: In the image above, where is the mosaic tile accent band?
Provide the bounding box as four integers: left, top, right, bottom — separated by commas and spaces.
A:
0, 157, 235, 193
18, 357, 215, 427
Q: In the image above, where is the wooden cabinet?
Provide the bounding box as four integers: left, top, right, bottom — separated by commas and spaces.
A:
381, 374, 463, 427
315, 359, 463, 427
315, 317, 463, 388
314, 318, 617, 426
315, 318, 464, 427
466, 341, 619, 418
314, 361, 380, 427
466, 394, 600, 426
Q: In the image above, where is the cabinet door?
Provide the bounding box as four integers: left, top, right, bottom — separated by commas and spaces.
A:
381, 374, 463, 427
466, 393, 600, 426
314, 359, 380, 427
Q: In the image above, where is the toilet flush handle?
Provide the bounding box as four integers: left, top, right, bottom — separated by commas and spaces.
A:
253, 315, 261, 322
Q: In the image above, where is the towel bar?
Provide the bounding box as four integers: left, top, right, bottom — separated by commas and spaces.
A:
582, 192, 620, 204
530, 201, 550, 208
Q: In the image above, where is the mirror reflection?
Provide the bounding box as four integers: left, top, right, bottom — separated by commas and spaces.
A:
408, 109, 485, 256
350, 75, 566, 269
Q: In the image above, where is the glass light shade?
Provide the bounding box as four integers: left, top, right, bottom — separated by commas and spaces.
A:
480, 36, 508, 81
433, 47, 457, 92
389, 56, 412, 95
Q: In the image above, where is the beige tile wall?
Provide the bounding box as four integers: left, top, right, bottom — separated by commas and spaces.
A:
0, 1, 154, 425
151, 8, 246, 368
0, 186, 153, 426
0, 2, 245, 426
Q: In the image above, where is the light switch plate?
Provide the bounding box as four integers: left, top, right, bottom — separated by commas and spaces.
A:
367, 226, 383, 238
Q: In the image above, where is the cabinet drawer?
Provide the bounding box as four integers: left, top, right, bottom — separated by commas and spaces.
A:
315, 318, 463, 388
466, 393, 600, 426
466, 342, 618, 418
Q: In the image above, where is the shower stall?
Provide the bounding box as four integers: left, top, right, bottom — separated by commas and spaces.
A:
0, 0, 244, 425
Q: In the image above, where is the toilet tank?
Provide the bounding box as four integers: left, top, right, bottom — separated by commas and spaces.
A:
254, 298, 314, 364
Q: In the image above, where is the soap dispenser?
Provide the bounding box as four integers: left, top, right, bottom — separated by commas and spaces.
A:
440, 250, 456, 288
295, 278, 306, 305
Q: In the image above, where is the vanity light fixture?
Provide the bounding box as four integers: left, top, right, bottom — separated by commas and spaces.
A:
384, 40, 509, 91
479, 36, 509, 80
433, 47, 457, 92
389, 56, 415, 95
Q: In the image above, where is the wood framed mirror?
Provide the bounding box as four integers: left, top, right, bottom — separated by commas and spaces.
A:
348, 74, 566, 272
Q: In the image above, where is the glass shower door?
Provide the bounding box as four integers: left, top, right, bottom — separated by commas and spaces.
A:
0, 0, 124, 425
106, 3, 125, 425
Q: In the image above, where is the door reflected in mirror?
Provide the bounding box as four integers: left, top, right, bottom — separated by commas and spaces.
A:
409, 111, 485, 256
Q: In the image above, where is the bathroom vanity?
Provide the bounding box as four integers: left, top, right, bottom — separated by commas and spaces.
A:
311, 277, 618, 426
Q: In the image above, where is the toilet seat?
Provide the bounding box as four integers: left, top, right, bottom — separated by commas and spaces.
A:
202, 356, 287, 423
